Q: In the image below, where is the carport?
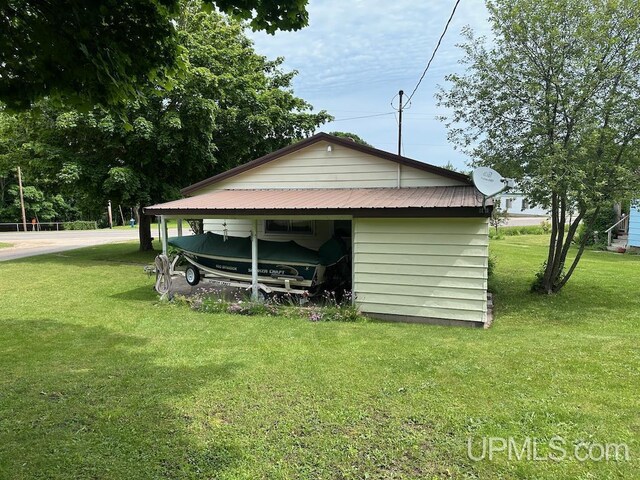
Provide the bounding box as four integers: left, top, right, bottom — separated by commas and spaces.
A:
145, 133, 492, 326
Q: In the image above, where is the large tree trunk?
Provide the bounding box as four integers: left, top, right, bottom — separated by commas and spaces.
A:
540, 194, 560, 294
187, 219, 203, 235
138, 205, 153, 251
535, 206, 596, 294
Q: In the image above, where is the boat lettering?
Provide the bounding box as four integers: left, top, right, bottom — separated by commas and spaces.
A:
215, 264, 238, 272
249, 268, 288, 275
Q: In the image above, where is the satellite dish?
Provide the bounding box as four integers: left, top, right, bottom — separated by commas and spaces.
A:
472, 167, 511, 197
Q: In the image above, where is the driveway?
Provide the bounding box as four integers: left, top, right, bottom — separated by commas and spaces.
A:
0, 228, 179, 261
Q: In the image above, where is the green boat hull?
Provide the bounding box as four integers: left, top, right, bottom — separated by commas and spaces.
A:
169, 233, 347, 288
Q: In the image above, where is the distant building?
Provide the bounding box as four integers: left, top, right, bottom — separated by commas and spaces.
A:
495, 192, 548, 216
629, 201, 640, 247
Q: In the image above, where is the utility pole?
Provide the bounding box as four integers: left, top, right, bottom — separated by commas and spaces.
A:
397, 89, 404, 156
17, 166, 27, 232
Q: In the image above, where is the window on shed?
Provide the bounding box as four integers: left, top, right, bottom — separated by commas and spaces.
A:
506, 198, 513, 209
265, 220, 315, 235
521, 199, 530, 211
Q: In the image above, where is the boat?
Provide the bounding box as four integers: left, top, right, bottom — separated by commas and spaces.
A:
168, 232, 348, 293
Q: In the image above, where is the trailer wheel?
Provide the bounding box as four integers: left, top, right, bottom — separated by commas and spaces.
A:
185, 265, 200, 286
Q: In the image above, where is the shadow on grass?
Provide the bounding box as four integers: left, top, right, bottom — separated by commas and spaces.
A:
110, 284, 158, 302
0, 318, 244, 479
8, 242, 161, 267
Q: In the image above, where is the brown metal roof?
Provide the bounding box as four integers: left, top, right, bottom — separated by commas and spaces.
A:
181, 133, 472, 195
145, 186, 491, 218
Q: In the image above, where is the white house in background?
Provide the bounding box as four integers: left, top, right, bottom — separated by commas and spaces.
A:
146, 133, 493, 327
495, 191, 548, 216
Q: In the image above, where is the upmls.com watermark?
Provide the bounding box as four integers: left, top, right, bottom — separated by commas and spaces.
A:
467, 436, 631, 462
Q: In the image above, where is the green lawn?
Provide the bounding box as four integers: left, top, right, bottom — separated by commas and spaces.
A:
0, 237, 638, 479
0, 242, 12, 249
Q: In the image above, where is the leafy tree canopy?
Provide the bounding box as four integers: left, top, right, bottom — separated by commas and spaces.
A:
438, 0, 640, 293
327, 131, 373, 147
0, 7, 330, 249
0, 108, 81, 222
0, 0, 309, 110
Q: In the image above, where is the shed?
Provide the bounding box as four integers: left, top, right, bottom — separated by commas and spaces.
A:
145, 133, 492, 327
629, 201, 640, 248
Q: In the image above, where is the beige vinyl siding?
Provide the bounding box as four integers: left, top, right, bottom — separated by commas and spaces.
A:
353, 217, 489, 324
196, 141, 465, 193
204, 218, 252, 237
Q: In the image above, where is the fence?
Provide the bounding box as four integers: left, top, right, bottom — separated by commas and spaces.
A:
0, 221, 98, 232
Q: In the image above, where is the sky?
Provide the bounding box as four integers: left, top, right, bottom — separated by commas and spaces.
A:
247, 0, 492, 170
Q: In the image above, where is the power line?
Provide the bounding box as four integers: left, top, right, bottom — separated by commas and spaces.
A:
406, 0, 461, 103
326, 109, 395, 114
375, 142, 451, 147
330, 112, 395, 122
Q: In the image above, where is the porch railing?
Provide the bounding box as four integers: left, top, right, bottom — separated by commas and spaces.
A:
605, 214, 629, 246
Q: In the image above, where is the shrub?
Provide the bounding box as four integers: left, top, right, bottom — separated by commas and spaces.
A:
487, 254, 498, 293
577, 205, 618, 247
315, 304, 360, 322
540, 219, 551, 233
194, 289, 280, 316
199, 296, 231, 314
180, 288, 364, 322
227, 301, 279, 316
489, 225, 546, 239
530, 261, 565, 293
64, 220, 97, 230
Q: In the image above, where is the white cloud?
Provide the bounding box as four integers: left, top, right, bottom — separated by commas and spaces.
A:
247, 0, 491, 169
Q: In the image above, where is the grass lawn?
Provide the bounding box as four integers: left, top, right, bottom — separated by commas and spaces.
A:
0, 242, 12, 249
0, 236, 638, 479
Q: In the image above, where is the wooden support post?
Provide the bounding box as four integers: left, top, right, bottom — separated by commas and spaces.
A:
107, 200, 113, 229
251, 219, 258, 301
160, 215, 168, 256
17, 166, 27, 232
351, 218, 356, 306
177, 218, 183, 237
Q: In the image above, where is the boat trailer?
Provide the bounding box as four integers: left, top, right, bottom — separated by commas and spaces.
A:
148, 253, 310, 298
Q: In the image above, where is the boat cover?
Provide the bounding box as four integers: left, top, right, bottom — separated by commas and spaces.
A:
168, 232, 346, 266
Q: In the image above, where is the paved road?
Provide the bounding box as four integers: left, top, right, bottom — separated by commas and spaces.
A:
504, 215, 549, 226
0, 228, 179, 261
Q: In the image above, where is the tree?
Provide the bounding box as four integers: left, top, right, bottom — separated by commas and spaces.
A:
0, 0, 310, 110
0, 112, 79, 223
438, 0, 640, 294
489, 199, 509, 234
2, 185, 72, 223
0, 8, 330, 250
327, 131, 373, 147
441, 161, 470, 176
